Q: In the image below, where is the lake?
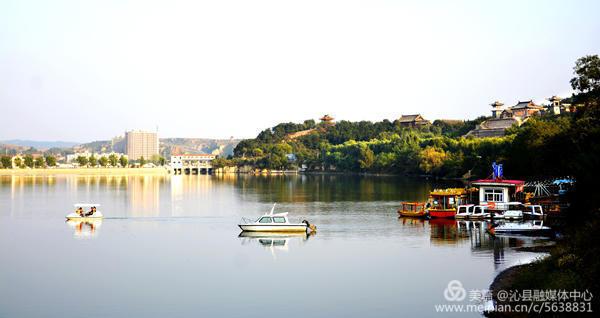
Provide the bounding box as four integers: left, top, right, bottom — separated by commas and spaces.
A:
0, 174, 548, 317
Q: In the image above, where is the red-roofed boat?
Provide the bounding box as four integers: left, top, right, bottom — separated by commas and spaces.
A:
427, 188, 469, 218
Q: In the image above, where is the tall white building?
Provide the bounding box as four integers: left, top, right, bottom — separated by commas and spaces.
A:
125, 130, 159, 161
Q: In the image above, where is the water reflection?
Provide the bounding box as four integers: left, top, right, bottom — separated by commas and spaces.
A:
429, 218, 470, 245
397, 216, 426, 228
213, 174, 459, 203
400, 218, 552, 270
238, 231, 315, 259
65, 219, 102, 239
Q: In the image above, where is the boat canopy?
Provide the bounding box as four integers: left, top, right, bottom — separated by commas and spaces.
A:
73, 203, 101, 207
429, 188, 467, 196
553, 178, 575, 185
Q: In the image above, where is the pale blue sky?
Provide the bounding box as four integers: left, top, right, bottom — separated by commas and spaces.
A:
1, 0, 599, 141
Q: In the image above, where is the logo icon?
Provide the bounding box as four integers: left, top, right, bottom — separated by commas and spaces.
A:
444, 280, 466, 302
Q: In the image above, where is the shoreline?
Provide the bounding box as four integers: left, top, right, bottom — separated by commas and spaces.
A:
1, 167, 470, 180
484, 263, 533, 318
0, 167, 169, 176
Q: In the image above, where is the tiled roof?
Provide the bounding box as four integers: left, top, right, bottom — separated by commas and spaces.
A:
511, 100, 543, 110
472, 179, 525, 186
398, 114, 422, 122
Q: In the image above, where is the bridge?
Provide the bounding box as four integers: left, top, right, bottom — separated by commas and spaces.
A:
169, 154, 215, 175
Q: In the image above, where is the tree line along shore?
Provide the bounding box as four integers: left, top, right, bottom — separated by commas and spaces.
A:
0, 167, 169, 176
0, 153, 167, 170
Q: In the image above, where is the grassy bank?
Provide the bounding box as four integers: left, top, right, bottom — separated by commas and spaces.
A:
0, 167, 169, 176
486, 219, 600, 316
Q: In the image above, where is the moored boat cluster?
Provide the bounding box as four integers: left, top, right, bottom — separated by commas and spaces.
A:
398, 164, 571, 236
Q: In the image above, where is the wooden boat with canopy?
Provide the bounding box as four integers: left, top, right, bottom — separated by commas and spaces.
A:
397, 202, 428, 218
427, 188, 469, 219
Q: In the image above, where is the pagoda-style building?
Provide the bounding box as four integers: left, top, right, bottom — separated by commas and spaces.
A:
490, 101, 505, 118
320, 114, 335, 126
506, 100, 544, 119
398, 114, 430, 127
469, 96, 567, 138
545, 95, 574, 114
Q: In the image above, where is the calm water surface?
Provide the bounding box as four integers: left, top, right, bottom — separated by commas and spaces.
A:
0, 175, 547, 317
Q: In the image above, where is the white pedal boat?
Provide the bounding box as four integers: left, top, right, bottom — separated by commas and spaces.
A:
66, 203, 104, 220
238, 204, 315, 233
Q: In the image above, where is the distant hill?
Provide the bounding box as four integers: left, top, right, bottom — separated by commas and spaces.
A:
161, 138, 240, 157
0, 139, 80, 149
0, 143, 29, 155
77, 138, 240, 158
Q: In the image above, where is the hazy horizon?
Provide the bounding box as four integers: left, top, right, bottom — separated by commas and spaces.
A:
2, 0, 599, 141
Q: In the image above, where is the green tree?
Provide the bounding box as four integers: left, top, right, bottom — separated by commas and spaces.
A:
88, 155, 97, 167
151, 154, 166, 166
252, 148, 264, 157
99, 156, 108, 167
357, 144, 375, 170
34, 156, 45, 168
418, 146, 447, 174
139, 156, 147, 166
265, 143, 292, 169
211, 157, 228, 169
108, 154, 118, 167
45, 155, 57, 167
570, 55, 600, 94
24, 155, 34, 168
119, 155, 128, 167
13, 157, 23, 168
1, 156, 12, 168
76, 156, 88, 167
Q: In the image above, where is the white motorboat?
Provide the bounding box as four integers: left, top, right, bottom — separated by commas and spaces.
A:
492, 220, 553, 236
455, 204, 474, 219
502, 202, 525, 220
523, 204, 544, 219
65, 203, 104, 220
238, 204, 315, 233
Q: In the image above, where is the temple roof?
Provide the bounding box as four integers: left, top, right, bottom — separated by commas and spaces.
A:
472, 179, 525, 186
320, 114, 334, 122
547, 95, 562, 102
490, 101, 504, 107
398, 114, 425, 122
511, 100, 543, 110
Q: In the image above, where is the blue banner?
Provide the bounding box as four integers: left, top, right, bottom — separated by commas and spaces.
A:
492, 162, 503, 180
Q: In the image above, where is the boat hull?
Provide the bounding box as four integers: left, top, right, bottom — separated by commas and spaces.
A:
66, 216, 104, 221
65, 212, 103, 220
397, 210, 428, 218
238, 224, 308, 232
428, 209, 456, 219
